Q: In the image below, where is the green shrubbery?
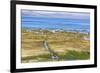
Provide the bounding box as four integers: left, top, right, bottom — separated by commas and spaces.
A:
60, 50, 90, 60
22, 50, 90, 63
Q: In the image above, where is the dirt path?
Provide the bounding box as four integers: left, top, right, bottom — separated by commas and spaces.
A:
43, 41, 60, 61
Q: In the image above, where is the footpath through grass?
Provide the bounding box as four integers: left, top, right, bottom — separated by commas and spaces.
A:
22, 50, 90, 63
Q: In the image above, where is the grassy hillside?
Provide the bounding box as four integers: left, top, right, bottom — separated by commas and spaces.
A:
21, 29, 90, 63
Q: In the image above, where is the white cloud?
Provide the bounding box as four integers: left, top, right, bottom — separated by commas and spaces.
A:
21, 9, 90, 19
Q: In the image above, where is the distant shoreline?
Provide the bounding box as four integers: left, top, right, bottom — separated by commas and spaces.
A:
22, 27, 90, 34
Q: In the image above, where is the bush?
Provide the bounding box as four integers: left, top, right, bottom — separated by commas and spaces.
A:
60, 50, 90, 60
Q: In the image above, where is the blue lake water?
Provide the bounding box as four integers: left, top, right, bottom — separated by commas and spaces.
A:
21, 10, 90, 33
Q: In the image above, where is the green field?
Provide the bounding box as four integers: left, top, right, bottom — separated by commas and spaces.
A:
21, 29, 90, 63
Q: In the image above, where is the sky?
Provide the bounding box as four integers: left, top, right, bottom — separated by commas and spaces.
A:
21, 9, 90, 31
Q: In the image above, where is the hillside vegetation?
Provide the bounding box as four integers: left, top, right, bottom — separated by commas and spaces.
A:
21, 29, 90, 63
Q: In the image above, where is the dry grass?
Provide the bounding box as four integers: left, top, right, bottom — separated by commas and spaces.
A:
21, 29, 90, 63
